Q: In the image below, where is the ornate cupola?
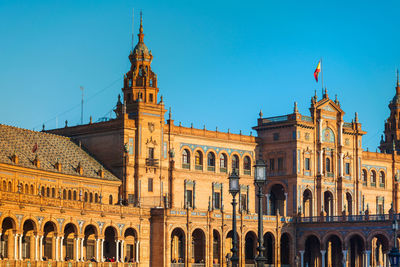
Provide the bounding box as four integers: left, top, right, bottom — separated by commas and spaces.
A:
121, 12, 159, 113
380, 71, 400, 153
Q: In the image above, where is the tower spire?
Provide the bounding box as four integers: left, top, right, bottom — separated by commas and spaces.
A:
138, 11, 144, 43
397, 69, 400, 95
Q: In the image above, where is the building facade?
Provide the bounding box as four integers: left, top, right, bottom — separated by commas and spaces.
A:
1, 16, 400, 267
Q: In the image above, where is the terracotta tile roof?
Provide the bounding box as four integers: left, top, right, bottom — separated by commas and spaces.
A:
0, 124, 120, 182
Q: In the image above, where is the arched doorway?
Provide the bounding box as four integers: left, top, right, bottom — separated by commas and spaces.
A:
304, 235, 321, 267
371, 234, 389, 267
244, 231, 257, 264
43, 221, 57, 260
325, 235, 342, 267
263, 232, 274, 265
280, 233, 290, 266
348, 234, 365, 267
303, 189, 313, 217
1, 217, 16, 259
191, 229, 205, 263
22, 220, 36, 260
270, 184, 285, 216
212, 230, 220, 264
324, 191, 334, 217
124, 228, 138, 262
346, 192, 352, 215
63, 223, 77, 260
84, 225, 97, 261
171, 228, 185, 263
104, 226, 117, 261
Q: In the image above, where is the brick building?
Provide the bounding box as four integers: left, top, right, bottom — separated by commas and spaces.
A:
0, 15, 400, 267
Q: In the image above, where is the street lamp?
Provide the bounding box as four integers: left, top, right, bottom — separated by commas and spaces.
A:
229, 170, 240, 267
254, 157, 267, 267
389, 215, 400, 266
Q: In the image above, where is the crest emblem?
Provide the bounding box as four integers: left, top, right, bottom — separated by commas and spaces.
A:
148, 122, 155, 133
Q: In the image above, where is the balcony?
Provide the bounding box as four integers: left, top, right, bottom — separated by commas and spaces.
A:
380, 183, 385, 188
195, 165, 203, 171
371, 182, 376, 187
244, 169, 251, 175
182, 163, 190, 169
146, 158, 159, 167
207, 166, 215, 172
326, 172, 334, 178
220, 167, 227, 173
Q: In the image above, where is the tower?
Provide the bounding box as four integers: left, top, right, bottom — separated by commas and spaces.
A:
116, 13, 167, 205
380, 71, 400, 153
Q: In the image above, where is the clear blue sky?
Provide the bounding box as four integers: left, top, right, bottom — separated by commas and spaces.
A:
0, 0, 399, 150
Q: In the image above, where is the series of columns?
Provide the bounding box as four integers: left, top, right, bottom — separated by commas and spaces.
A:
298, 249, 389, 267
6, 233, 139, 263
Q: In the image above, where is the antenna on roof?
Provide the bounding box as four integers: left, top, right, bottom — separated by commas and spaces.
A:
80, 86, 84, 125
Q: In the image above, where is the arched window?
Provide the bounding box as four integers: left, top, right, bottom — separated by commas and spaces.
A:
195, 151, 203, 170
89, 193, 93, 203
207, 152, 215, 171
232, 155, 239, 173
51, 188, 55, 198
41, 186, 45, 196
220, 153, 227, 173
370, 170, 377, 186
8, 181, 12, 192
182, 149, 190, 169
63, 189, 67, 199
244, 156, 251, 175
68, 190, 72, 200
46, 187, 50, 197
109, 195, 113, 205
24, 184, 28, 194
95, 193, 98, 203
84, 192, 88, 202
2, 180, 6, 191
73, 191, 77, 200
379, 171, 385, 188
325, 158, 331, 173
362, 169, 367, 184
30, 185, 34, 195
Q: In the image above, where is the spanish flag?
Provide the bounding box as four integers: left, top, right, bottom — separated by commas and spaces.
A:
314, 61, 321, 82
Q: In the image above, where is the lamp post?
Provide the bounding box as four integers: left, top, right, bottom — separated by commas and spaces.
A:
229, 170, 240, 267
389, 215, 400, 266
254, 157, 267, 267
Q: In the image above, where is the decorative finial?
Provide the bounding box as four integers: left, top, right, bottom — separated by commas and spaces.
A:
323, 88, 328, 98
397, 69, 399, 87
314, 90, 317, 100
65, 120, 68, 127
259, 109, 263, 118
138, 11, 144, 43
42, 124, 45, 131
89, 116, 93, 124
160, 95, 164, 104
293, 101, 298, 113
355, 112, 358, 123
118, 94, 121, 103
168, 107, 172, 120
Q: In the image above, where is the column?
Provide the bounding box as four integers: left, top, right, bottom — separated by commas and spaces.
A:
365, 250, 371, 267
342, 250, 347, 267
55, 236, 59, 261
96, 239, 100, 262
299, 250, 304, 267
121, 240, 125, 262
116, 240, 120, 262
75, 238, 80, 261
321, 250, 326, 267
318, 119, 323, 142
14, 234, 18, 260
319, 150, 323, 175
284, 192, 288, 216
35, 236, 39, 261
266, 194, 270, 215
19, 234, 22, 260
136, 241, 140, 263
339, 122, 343, 146
80, 238, 84, 261
60, 237, 64, 261
101, 239, 104, 262
39, 236, 43, 261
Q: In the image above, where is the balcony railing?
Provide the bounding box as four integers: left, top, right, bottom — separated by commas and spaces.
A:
207, 166, 215, 172
298, 213, 391, 223
371, 182, 376, 187
182, 163, 190, 169
244, 170, 251, 175
195, 165, 203, 171
220, 167, 227, 173
171, 264, 185, 267
380, 183, 385, 188
145, 158, 159, 167
326, 172, 334, 178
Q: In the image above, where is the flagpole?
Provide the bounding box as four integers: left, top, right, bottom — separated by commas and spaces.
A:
321, 57, 324, 92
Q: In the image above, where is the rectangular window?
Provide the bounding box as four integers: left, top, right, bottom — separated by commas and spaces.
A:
292, 131, 296, 140
149, 93, 153, 103
240, 194, 247, 211
278, 157, 284, 171
148, 147, 154, 159
128, 194, 135, 204
305, 158, 310, 171
148, 178, 153, 192
269, 159, 275, 171
345, 163, 350, 175
186, 189, 193, 208
129, 138, 134, 155
214, 192, 221, 209
273, 133, 280, 141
